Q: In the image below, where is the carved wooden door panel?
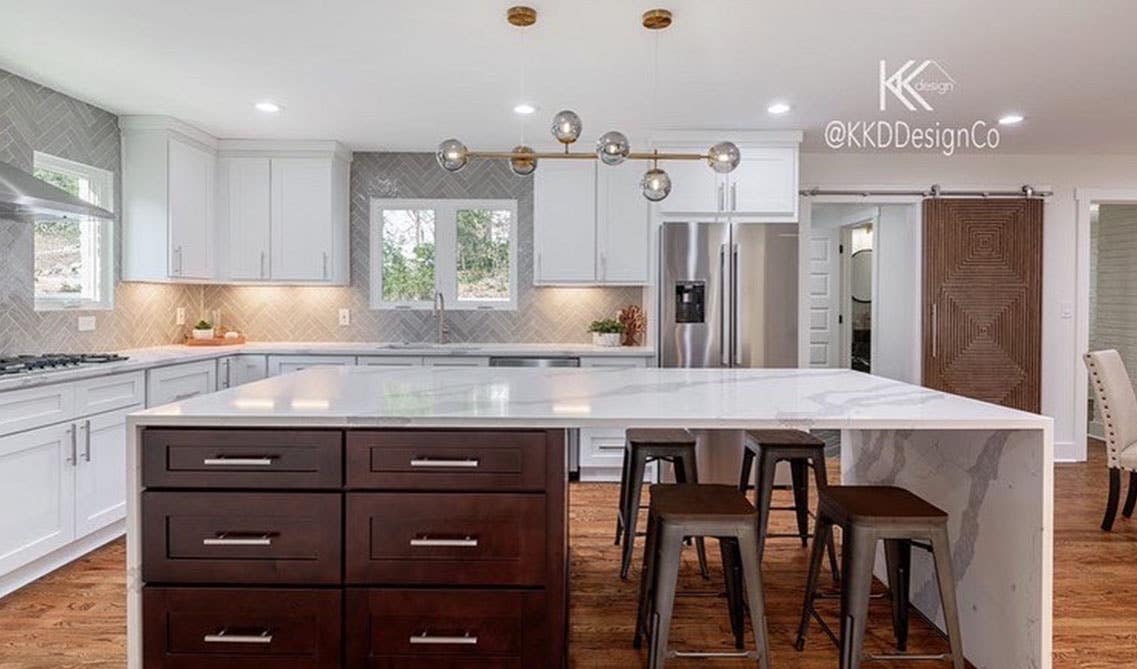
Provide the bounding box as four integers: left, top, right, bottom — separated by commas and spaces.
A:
923, 198, 1042, 412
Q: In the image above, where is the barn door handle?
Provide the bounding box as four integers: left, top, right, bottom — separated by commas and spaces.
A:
931, 303, 938, 358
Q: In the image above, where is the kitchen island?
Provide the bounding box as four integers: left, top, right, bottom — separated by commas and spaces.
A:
125, 365, 1052, 668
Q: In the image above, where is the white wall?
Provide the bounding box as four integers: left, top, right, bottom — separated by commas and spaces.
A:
874, 204, 921, 384
801, 152, 1137, 462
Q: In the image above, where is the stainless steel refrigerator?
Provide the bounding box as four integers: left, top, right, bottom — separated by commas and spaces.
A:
660, 221, 799, 368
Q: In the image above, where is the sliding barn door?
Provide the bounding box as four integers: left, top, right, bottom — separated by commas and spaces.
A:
923, 198, 1042, 412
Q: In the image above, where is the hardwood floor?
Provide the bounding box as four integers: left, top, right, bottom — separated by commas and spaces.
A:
0, 444, 1130, 668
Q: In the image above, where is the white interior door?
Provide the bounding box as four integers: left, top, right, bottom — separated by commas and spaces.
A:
75, 406, 136, 536
807, 231, 839, 367
0, 423, 76, 575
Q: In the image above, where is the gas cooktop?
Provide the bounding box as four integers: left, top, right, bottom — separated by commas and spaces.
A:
0, 353, 129, 376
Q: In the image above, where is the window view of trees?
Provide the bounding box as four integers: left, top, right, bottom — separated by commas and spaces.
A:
33, 168, 89, 297
457, 209, 511, 301
381, 209, 435, 302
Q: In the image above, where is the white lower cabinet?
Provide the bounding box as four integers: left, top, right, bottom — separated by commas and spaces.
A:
0, 423, 76, 576
423, 356, 490, 367
147, 360, 217, 407
75, 405, 137, 537
357, 356, 423, 367
267, 355, 356, 376
578, 356, 651, 481
217, 354, 269, 389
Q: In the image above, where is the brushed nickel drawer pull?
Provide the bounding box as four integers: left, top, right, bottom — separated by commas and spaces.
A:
203, 628, 273, 644
202, 456, 277, 466
409, 632, 478, 645
409, 457, 479, 468
203, 532, 274, 546
409, 535, 478, 548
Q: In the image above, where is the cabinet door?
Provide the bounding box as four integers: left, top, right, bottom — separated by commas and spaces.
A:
656, 148, 722, 215
0, 383, 75, 438
75, 405, 137, 536
233, 354, 269, 386
729, 147, 798, 218
533, 160, 596, 283
0, 423, 76, 575
224, 157, 272, 280
146, 361, 217, 407
267, 355, 355, 376
271, 158, 333, 281
167, 136, 215, 279
596, 161, 650, 283
74, 372, 145, 417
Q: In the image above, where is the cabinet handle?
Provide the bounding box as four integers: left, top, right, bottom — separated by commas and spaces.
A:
82, 419, 92, 462
203, 532, 274, 546
409, 457, 479, 468
67, 424, 78, 466
536, 253, 542, 280
717, 184, 724, 211
600, 253, 607, 279
731, 183, 737, 211
174, 246, 183, 275
172, 391, 198, 401
260, 251, 266, 279
410, 535, 478, 548
223, 358, 232, 388
203, 628, 273, 645
409, 632, 478, 646
322, 252, 328, 279
202, 456, 277, 466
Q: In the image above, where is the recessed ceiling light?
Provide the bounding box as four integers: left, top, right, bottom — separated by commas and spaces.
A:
767, 102, 792, 115
255, 101, 282, 113
998, 113, 1024, 125
513, 103, 537, 115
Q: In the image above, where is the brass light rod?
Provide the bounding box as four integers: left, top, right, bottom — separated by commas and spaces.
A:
467, 150, 710, 161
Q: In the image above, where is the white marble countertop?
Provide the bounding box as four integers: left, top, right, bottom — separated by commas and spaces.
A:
129, 365, 1052, 431
0, 341, 655, 392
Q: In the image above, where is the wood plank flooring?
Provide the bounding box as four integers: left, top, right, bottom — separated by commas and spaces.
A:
0, 443, 1130, 668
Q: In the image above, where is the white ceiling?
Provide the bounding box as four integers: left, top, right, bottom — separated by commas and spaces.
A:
3, 0, 1136, 154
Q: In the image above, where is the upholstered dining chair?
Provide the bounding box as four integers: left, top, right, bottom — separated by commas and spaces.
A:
1084, 350, 1137, 531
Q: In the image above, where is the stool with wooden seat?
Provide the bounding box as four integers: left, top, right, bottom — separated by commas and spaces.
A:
616, 428, 709, 580
795, 486, 964, 669
738, 429, 838, 578
634, 484, 770, 669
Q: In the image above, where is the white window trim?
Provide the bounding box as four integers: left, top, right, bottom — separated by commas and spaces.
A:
32, 152, 115, 312
369, 198, 519, 311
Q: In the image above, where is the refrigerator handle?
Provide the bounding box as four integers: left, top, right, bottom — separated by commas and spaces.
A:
719, 243, 729, 367
731, 243, 740, 366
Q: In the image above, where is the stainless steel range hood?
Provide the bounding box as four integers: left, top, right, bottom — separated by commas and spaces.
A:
0, 160, 114, 220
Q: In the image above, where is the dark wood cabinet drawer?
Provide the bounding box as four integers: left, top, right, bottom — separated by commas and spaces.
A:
345, 588, 545, 668
143, 492, 341, 584
143, 429, 342, 489
347, 430, 547, 491
143, 587, 341, 668
346, 493, 545, 585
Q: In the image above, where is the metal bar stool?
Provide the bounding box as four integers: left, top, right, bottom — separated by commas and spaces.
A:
795, 485, 965, 669
738, 429, 838, 578
616, 428, 709, 580
634, 484, 771, 669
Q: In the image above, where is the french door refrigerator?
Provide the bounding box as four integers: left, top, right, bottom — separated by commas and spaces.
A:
659, 221, 799, 369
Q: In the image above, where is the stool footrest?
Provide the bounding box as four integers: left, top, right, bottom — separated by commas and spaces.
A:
671, 649, 756, 659
865, 652, 951, 662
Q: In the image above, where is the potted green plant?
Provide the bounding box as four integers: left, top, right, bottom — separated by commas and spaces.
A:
588, 318, 626, 347
192, 319, 214, 340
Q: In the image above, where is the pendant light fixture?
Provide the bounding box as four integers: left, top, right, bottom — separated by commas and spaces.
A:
435, 7, 740, 201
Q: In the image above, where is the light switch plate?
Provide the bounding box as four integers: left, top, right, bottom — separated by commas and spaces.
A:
338, 308, 351, 326
176, 307, 186, 325
77, 316, 96, 332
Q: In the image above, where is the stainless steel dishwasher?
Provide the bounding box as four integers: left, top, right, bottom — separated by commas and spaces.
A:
489, 356, 581, 476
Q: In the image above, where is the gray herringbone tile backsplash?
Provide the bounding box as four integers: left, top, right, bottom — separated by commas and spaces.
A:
204, 153, 643, 343
0, 69, 198, 355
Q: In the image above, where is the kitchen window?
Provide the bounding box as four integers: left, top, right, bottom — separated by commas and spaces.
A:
370, 198, 518, 310
32, 152, 115, 311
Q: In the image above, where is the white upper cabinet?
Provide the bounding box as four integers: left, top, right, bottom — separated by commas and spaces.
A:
272, 158, 335, 281
222, 157, 272, 280
121, 116, 218, 282
653, 132, 802, 221
596, 161, 649, 283
533, 159, 649, 285
534, 160, 597, 284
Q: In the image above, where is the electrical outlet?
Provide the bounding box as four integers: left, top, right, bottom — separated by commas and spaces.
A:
176, 307, 186, 325
338, 308, 351, 326
77, 316, 96, 332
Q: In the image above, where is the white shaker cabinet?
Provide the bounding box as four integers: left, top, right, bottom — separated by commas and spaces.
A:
577, 356, 651, 481
596, 162, 650, 283
728, 147, 798, 218
146, 360, 217, 407
267, 355, 356, 376
271, 158, 338, 281
534, 160, 597, 284
0, 423, 76, 577
74, 405, 138, 537
167, 136, 216, 278
216, 355, 269, 390
221, 157, 272, 280
652, 151, 721, 215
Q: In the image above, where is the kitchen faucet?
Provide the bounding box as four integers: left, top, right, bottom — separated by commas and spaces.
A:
433, 291, 448, 344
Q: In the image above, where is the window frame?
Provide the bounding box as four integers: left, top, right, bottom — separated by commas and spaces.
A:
369, 197, 518, 311
32, 151, 115, 312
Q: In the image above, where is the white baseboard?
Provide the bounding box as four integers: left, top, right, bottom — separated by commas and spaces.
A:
0, 520, 124, 599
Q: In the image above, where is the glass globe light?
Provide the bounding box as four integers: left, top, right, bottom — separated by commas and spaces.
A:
550, 110, 583, 145
641, 167, 672, 202
595, 131, 630, 166
509, 145, 537, 176
707, 141, 741, 173
436, 138, 469, 172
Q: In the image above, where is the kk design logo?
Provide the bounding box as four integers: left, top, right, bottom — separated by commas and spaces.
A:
879, 60, 956, 111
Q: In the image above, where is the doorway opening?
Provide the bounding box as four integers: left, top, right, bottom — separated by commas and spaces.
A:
842, 220, 874, 372
1087, 203, 1137, 440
